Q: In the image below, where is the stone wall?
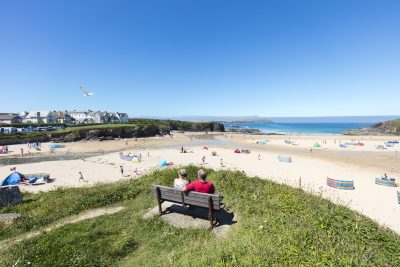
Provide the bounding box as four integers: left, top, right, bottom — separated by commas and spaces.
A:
0, 186, 22, 207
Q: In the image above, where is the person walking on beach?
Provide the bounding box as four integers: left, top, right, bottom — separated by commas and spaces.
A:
120, 166, 124, 177
79, 172, 87, 182
258, 154, 261, 160
202, 156, 206, 164
20, 148, 24, 157
220, 158, 224, 167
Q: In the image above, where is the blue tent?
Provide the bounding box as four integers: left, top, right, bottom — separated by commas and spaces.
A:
159, 160, 168, 167
1, 172, 25, 186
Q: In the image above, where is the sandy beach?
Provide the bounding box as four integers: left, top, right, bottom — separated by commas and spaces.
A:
1, 132, 400, 234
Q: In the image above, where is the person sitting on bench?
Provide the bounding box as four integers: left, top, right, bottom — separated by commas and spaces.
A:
174, 169, 189, 190
183, 169, 215, 194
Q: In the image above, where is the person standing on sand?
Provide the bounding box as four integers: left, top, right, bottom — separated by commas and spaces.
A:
79, 172, 87, 182
258, 154, 261, 160
220, 158, 224, 167
20, 148, 24, 157
120, 166, 124, 177
202, 156, 206, 164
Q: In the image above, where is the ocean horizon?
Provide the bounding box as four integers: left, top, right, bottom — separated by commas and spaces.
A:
224, 122, 373, 135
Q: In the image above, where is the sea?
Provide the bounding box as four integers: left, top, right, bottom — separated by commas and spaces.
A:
224, 122, 373, 135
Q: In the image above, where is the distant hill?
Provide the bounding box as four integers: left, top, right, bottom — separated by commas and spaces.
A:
344, 119, 400, 135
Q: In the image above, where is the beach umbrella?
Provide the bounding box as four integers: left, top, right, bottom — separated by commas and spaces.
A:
159, 160, 168, 167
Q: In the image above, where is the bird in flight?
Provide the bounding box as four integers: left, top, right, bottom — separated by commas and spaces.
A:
80, 86, 95, 96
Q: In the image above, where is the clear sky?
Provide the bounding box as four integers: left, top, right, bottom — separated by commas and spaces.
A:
0, 0, 399, 117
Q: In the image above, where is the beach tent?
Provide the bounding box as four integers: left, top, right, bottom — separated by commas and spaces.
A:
1, 172, 25, 186
159, 160, 168, 167
257, 140, 268, 144
339, 144, 347, 148
203, 146, 209, 150
314, 143, 321, 148
234, 149, 241, 153
375, 178, 396, 187
132, 157, 140, 163
278, 156, 292, 163
50, 144, 65, 149
357, 143, 365, 146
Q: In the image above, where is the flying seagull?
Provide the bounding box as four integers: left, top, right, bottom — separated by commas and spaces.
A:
80, 86, 95, 96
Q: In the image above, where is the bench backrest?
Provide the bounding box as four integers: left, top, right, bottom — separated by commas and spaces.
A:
152, 185, 221, 211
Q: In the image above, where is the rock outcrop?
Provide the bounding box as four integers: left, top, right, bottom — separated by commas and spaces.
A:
0, 186, 22, 207
344, 119, 400, 135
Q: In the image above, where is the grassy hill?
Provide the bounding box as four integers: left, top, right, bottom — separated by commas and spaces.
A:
0, 119, 225, 144
1, 167, 399, 266
344, 119, 400, 135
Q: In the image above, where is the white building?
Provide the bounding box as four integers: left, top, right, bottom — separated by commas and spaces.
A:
67, 111, 92, 124
24, 111, 55, 124
117, 112, 129, 123
67, 110, 129, 124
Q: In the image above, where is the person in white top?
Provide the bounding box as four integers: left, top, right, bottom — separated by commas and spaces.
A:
174, 169, 189, 190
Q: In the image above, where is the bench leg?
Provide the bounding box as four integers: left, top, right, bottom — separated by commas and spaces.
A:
208, 197, 214, 229
156, 187, 163, 215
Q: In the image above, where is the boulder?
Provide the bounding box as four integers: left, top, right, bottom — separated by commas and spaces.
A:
0, 186, 22, 207
0, 213, 21, 225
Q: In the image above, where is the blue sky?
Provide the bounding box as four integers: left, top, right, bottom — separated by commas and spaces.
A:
0, 0, 399, 117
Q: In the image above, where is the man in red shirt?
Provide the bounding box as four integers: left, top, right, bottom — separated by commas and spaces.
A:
183, 169, 215, 194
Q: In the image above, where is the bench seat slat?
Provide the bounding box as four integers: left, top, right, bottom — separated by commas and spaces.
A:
152, 192, 221, 210
157, 195, 220, 210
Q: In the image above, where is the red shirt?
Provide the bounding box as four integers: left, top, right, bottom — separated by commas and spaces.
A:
186, 180, 215, 194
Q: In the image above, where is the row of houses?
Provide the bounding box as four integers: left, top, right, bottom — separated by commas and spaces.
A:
0, 111, 129, 125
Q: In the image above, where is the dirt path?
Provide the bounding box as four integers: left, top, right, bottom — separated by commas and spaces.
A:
0, 206, 125, 250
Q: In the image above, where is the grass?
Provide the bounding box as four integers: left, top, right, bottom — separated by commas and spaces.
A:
0, 119, 225, 140
1, 166, 400, 266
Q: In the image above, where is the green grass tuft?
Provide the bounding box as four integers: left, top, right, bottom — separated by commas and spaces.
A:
1, 166, 400, 266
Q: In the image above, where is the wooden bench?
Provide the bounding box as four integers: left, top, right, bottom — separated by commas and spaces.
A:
152, 185, 223, 229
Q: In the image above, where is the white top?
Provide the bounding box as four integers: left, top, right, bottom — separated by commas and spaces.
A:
174, 178, 189, 190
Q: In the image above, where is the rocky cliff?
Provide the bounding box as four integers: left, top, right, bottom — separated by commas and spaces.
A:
344, 119, 400, 135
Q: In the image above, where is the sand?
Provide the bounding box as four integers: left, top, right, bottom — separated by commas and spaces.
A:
1, 132, 400, 234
